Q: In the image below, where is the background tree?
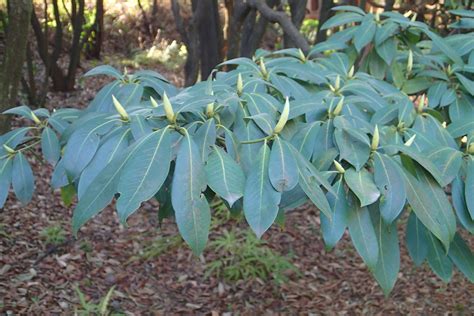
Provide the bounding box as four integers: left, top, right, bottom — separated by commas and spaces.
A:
30, 0, 86, 91
0, 0, 32, 133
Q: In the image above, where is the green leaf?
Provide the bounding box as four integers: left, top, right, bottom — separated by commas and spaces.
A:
374, 22, 398, 45
205, 146, 245, 207
371, 210, 400, 296
194, 118, 217, 162
332, 5, 366, 15
321, 177, 349, 249
424, 29, 463, 65
447, 117, 474, 138
63, 119, 117, 179
373, 153, 406, 224
78, 129, 130, 198
0, 157, 12, 208
12, 152, 34, 205
466, 157, 474, 220
321, 12, 364, 30
426, 232, 452, 282
116, 129, 172, 223
448, 234, 474, 282
344, 167, 380, 207
406, 212, 428, 266
60, 184, 76, 207
375, 37, 396, 65
172, 133, 211, 255
334, 128, 370, 171
268, 137, 298, 192
415, 168, 456, 245
354, 14, 376, 52
292, 122, 321, 160
451, 176, 474, 233
84, 65, 123, 79
401, 168, 451, 250
455, 73, 474, 95
243, 142, 282, 238
386, 144, 447, 186
347, 198, 379, 269
401, 78, 431, 94
72, 132, 157, 233
426, 147, 462, 186
41, 127, 60, 165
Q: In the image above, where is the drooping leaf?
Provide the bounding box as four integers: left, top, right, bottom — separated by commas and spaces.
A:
401, 168, 451, 250
406, 211, 428, 266
354, 14, 376, 52
0, 158, 13, 208
116, 128, 172, 223
371, 209, 400, 296
466, 157, 474, 220
347, 197, 379, 269
243, 142, 282, 238
321, 177, 349, 249
426, 232, 453, 282
78, 129, 130, 198
344, 167, 380, 207
451, 176, 474, 233
205, 146, 245, 207
448, 234, 474, 282
11, 152, 34, 205
194, 118, 217, 162
268, 137, 298, 192
373, 153, 406, 224
73, 132, 159, 233
41, 127, 60, 165
172, 133, 211, 255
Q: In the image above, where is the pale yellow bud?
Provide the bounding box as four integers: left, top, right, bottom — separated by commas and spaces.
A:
31, 112, 41, 124
371, 125, 379, 151
274, 97, 290, 134
259, 58, 268, 78
407, 50, 413, 73
3, 144, 15, 154
112, 95, 129, 121
206, 102, 214, 117
333, 96, 345, 116
348, 66, 355, 78
150, 96, 159, 108
162, 92, 176, 124
334, 75, 341, 90
468, 143, 474, 154
237, 73, 243, 96
404, 134, 417, 147
334, 160, 345, 174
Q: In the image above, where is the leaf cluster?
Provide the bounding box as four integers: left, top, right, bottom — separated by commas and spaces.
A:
1, 6, 474, 294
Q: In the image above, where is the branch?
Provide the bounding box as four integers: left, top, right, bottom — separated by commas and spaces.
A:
247, 0, 309, 53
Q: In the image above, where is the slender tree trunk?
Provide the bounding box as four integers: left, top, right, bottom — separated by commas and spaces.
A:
226, 0, 250, 61
284, 0, 307, 48
315, 0, 335, 43
196, 0, 223, 79
86, 0, 104, 59
0, 0, 32, 133
171, 0, 200, 86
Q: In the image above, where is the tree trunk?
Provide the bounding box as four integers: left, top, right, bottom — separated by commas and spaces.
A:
284, 0, 307, 48
86, 0, 104, 59
315, 0, 335, 43
0, 0, 32, 134
196, 0, 223, 79
225, 0, 250, 61
171, 0, 200, 86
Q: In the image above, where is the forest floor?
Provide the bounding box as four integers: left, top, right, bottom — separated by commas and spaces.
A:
1, 56, 474, 315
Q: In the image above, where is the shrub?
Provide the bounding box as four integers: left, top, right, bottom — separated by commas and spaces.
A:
1, 6, 473, 294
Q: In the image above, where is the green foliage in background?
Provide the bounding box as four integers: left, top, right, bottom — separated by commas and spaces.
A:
1, 6, 474, 295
